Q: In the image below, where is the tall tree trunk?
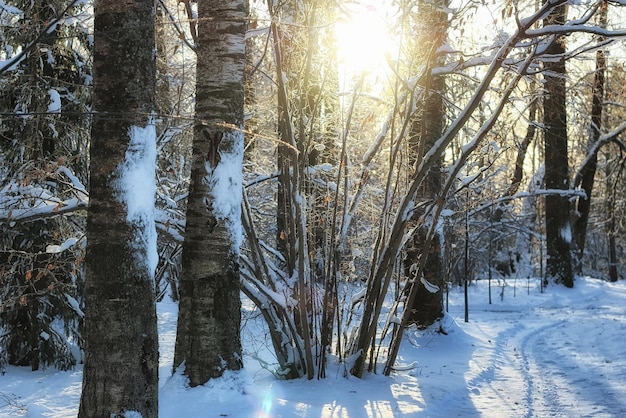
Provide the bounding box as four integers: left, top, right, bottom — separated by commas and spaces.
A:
607, 193, 618, 282
573, 2, 607, 270
173, 0, 246, 387
542, 1, 573, 287
79, 0, 159, 416
155, 3, 173, 120
268, 0, 316, 379
274, 4, 298, 276
404, 0, 448, 327
606, 149, 622, 282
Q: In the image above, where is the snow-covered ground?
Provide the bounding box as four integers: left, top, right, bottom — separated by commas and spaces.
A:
2, 276, 626, 417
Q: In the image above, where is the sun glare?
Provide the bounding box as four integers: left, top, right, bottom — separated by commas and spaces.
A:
334, 2, 397, 82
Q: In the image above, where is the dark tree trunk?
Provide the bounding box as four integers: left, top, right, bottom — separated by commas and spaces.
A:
155, 3, 173, 119
404, 0, 448, 327
606, 158, 620, 282
173, 0, 246, 387
573, 3, 607, 270
608, 221, 618, 282
542, 1, 573, 287
79, 0, 159, 416
275, 20, 298, 277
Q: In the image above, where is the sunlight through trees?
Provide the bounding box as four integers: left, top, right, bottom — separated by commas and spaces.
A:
1, 2, 626, 415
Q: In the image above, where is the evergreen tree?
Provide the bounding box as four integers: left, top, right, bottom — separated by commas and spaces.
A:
0, 0, 90, 372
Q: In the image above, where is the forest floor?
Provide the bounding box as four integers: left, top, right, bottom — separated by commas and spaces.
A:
1, 276, 625, 417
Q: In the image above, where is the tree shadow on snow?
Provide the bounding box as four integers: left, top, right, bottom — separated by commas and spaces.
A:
392, 314, 482, 417
253, 314, 481, 417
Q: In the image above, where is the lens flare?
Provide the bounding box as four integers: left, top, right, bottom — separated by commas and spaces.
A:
334, 1, 397, 80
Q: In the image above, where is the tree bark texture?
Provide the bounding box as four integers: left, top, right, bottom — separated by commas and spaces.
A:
542, 2, 574, 287
573, 3, 607, 269
404, 0, 448, 327
275, 22, 297, 277
79, 1, 158, 417
173, 0, 245, 387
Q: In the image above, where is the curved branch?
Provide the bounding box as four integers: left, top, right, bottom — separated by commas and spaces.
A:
573, 121, 626, 188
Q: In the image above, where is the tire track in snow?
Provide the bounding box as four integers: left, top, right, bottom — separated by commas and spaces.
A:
519, 319, 568, 417
452, 280, 626, 417
463, 311, 594, 417
464, 314, 533, 417
519, 307, 626, 418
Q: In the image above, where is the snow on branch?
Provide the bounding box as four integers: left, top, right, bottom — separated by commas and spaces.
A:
0, 166, 88, 224
525, 25, 626, 39
573, 121, 626, 188
46, 237, 80, 254
468, 189, 587, 220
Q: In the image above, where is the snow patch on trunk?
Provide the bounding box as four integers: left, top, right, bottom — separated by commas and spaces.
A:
114, 122, 158, 279
559, 222, 572, 244
204, 130, 244, 253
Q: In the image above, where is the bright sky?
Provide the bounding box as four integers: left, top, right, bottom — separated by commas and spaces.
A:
334, 0, 398, 87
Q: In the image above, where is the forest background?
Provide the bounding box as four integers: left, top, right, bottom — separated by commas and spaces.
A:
1, 0, 626, 416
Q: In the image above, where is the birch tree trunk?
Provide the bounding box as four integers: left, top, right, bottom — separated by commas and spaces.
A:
79, 0, 159, 416
173, 0, 246, 386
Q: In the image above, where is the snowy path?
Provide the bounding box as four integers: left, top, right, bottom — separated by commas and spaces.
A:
2, 278, 626, 417
519, 307, 626, 417
446, 283, 626, 418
